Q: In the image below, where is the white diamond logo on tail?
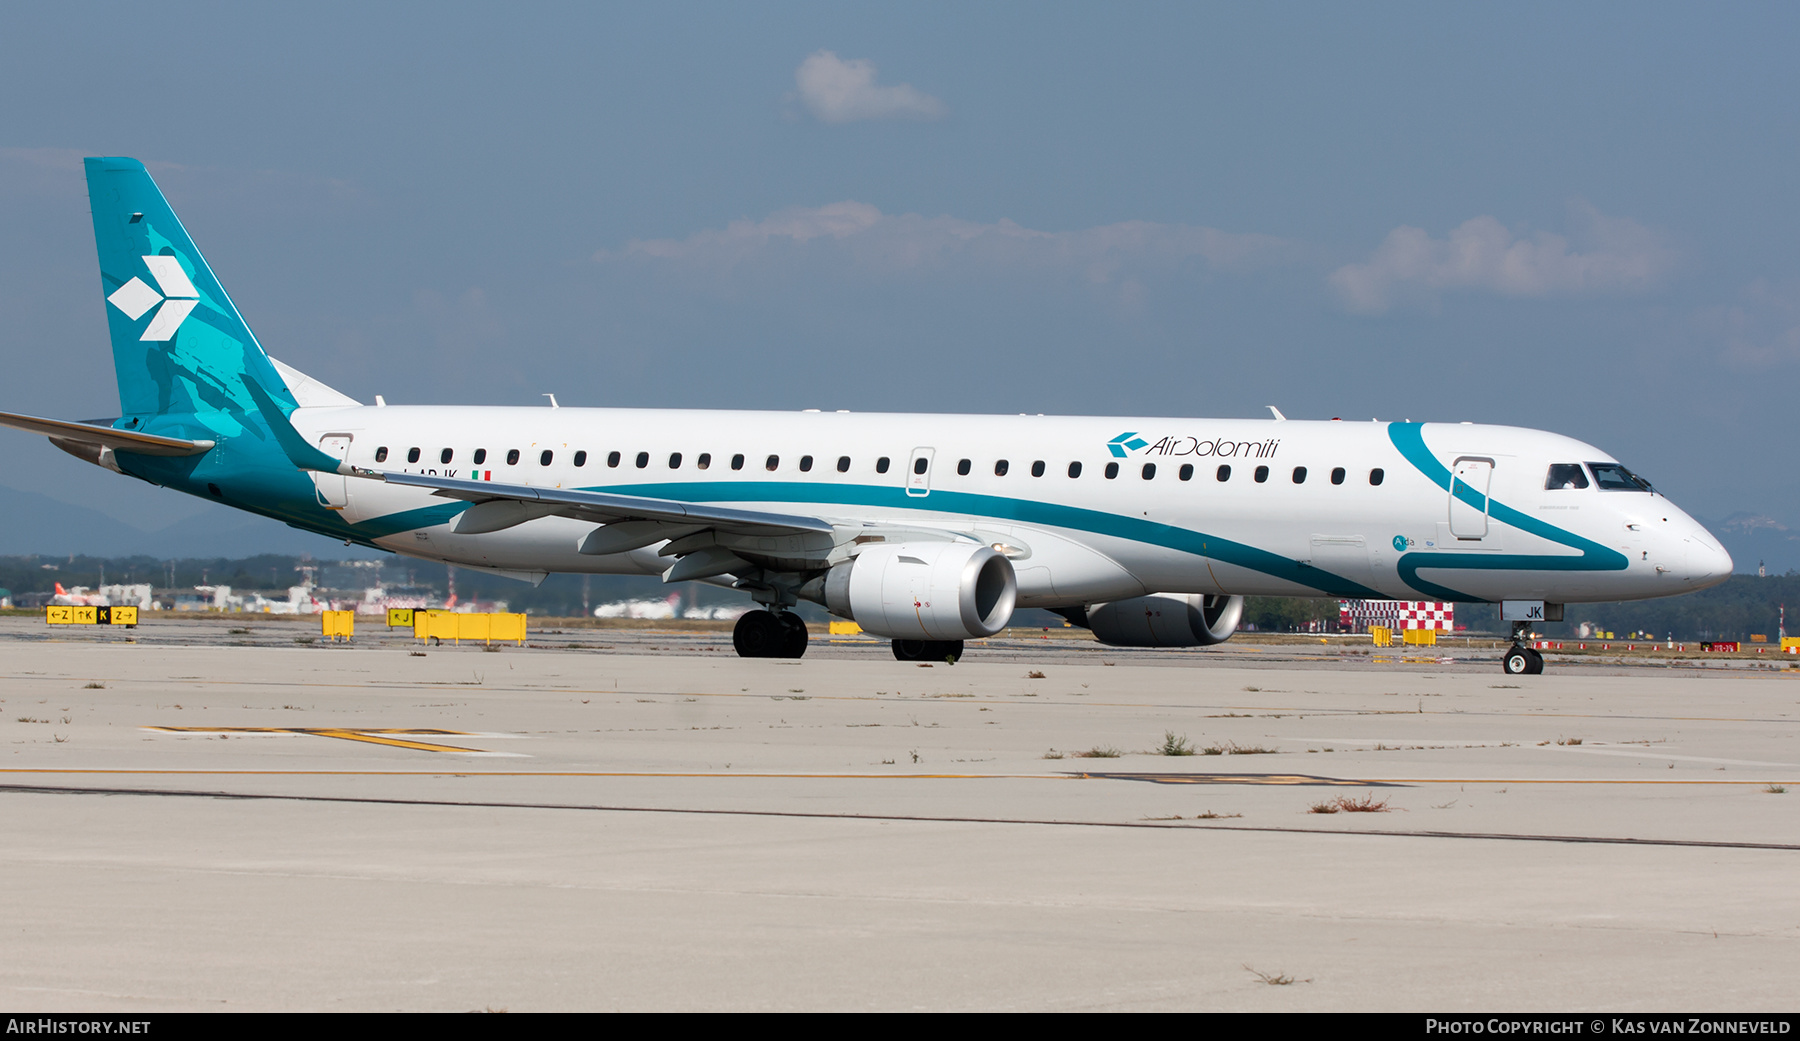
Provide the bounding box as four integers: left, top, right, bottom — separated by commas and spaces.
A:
106, 255, 201, 341
107, 277, 161, 321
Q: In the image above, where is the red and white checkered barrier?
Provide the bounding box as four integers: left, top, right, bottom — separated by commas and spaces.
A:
1339, 600, 1455, 632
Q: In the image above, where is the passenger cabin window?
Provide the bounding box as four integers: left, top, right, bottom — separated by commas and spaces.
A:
766, 455, 779, 471
1031, 460, 1045, 477
440, 448, 453, 465
1370, 468, 1385, 486
1179, 464, 1193, 481
1292, 466, 1307, 484
473, 449, 487, 465
1545, 464, 1590, 490
506, 449, 520, 465
1588, 463, 1652, 492
995, 460, 1009, 476
635, 452, 649, 468
876, 457, 890, 474
1331, 467, 1345, 485
1141, 463, 1156, 480
407, 447, 421, 463
1068, 462, 1083, 478
697, 453, 711, 470
731, 454, 745, 470
1217, 465, 1231, 482
1254, 465, 1269, 483
607, 451, 621, 467
669, 452, 682, 469
573, 450, 587, 467
837, 456, 850, 473
799, 455, 813, 472
956, 458, 971, 476
540, 450, 553, 466
1104, 462, 1119, 479
375, 447, 388, 462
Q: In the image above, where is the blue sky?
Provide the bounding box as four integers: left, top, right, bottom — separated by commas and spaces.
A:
3, 3, 1798, 564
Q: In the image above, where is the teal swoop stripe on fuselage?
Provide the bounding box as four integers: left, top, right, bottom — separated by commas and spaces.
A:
1385, 422, 1628, 601
578, 479, 1388, 599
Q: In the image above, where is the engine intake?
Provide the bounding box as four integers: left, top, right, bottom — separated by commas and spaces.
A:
823, 542, 1017, 641
1085, 593, 1242, 647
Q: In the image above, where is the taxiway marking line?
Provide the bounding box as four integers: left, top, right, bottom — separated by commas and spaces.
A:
143, 725, 489, 754
0, 768, 1789, 785
2, 781, 1795, 852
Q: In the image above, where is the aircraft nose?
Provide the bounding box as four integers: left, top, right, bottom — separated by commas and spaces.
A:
1684, 531, 1733, 587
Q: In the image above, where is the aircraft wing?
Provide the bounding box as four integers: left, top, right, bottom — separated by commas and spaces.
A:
0, 409, 214, 457
365, 469, 836, 538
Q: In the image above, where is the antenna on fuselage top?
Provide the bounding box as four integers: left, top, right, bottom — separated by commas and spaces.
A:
1267, 405, 1287, 421
543, 394, 559, 408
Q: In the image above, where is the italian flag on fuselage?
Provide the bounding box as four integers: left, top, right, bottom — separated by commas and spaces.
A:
474, 470, 492, 481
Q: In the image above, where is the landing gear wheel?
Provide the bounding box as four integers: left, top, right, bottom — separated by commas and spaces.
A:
733, 610, 783, 658
892, 639, 965, 663
1503, 645, 1545, 675
777, 612, 809, 659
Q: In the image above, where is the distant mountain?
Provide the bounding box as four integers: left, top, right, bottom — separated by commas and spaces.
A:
0, 486, 384, 559
1701, 512, 1800, 576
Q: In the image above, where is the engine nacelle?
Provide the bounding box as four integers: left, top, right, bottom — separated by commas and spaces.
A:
1086, 593, 1243, 647
823, 542, 1017, 641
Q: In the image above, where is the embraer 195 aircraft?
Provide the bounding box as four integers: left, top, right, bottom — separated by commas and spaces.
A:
0, 159, 1734, 674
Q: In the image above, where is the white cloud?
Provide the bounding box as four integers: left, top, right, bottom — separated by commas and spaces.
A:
792, 51, 945, 123
1329, 203, 1675, 314
597, 203, 1296, 288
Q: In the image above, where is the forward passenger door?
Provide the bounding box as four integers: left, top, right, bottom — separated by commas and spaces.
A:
1448, 457, 1493, 539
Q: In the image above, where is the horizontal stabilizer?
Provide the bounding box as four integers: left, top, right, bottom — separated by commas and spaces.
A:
365, 470, 836, 538
0, 409, 214, 457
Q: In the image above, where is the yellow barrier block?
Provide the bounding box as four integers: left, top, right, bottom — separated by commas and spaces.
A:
828, 620, 862, 635
386, 608, 415, 628
414, 609, 457, 642
321, 610, 355, 641
1370, 626, 1392, 647
412, 610, 526, 645
489, 613, 527, 644
1402, 628, 1438, 647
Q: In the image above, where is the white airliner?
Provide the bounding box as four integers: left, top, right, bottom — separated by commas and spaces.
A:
0, 159, 1734, 674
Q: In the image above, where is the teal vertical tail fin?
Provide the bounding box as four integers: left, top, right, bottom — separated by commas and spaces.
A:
84, 157, 296, 421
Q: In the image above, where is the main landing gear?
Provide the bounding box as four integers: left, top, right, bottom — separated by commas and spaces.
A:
1502, 621, 1544, 675
732, 609, 809, 659
891, 639, 964, 663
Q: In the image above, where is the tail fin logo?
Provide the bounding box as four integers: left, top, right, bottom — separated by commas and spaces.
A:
107, 256, 200, 341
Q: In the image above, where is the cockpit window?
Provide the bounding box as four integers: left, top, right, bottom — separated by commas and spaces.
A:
1545, 463, 1589, 490
1587, 462, 1653, 492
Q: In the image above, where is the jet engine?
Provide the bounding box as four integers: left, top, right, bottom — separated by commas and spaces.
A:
822, 542, 1017, 641
1085, 593, 1243, 647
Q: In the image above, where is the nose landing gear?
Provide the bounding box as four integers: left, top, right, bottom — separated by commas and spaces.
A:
1503, 621, 1544, 675
732, 609, 809, 659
